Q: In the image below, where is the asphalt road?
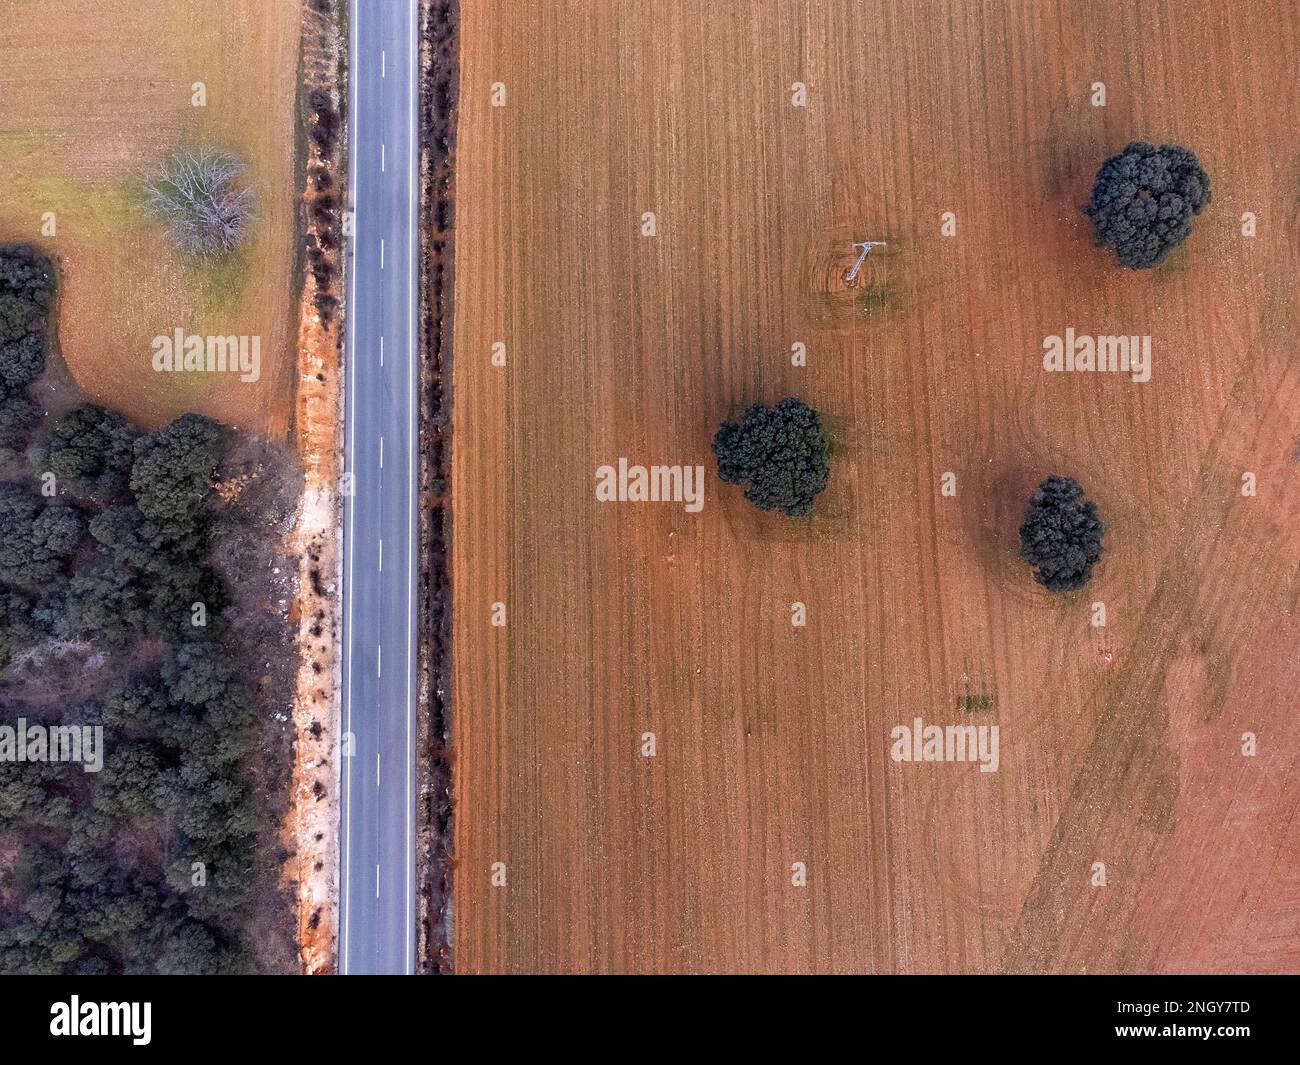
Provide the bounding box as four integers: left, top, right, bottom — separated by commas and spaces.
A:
339, 0, 419, 975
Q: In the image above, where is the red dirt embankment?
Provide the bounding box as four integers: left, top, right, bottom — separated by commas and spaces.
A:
282, 0, 347, 975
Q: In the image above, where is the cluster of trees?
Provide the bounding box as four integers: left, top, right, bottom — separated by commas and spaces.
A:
0, 412, 227, 657
711, 402, 1107, 592
0, 665, 260, 974
0, 410, 262, 973
1042, 139, 1207, 581
0, 245, 53, 456
707, 142, 1205, 576
0, 244, 271, 974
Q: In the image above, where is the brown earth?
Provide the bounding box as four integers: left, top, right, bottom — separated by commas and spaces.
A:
0, 0, 301, 434
449, 0, 1300, 972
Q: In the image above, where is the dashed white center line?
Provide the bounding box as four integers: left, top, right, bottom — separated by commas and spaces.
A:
379, 436, 384, 468
375, 864, 381, 899
377, 752, 381, 788
380, 239, 384, 270
381, 49, 385, 78
379, 335, 384, 367
378, 539, 383, 572
376, 644, 382, 678
381, 143, 386, 172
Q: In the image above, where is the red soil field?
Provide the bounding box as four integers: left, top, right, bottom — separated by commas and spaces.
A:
449, 0, 1300, 972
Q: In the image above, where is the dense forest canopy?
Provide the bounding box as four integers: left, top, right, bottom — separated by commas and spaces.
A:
0, 243, 286, 974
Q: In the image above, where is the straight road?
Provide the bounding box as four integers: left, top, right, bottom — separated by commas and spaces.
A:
339, 0, 419, 975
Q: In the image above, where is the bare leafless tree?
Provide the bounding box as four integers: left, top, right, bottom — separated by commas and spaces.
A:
144, 148, 256, 258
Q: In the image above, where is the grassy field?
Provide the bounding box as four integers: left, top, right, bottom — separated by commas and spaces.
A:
0, 0, 301, 433
449, 0, 1300, 973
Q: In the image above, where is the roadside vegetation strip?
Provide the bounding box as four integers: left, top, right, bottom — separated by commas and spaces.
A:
416, 0, 460, 976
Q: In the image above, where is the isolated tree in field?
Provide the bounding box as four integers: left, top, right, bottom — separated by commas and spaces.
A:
1019, 475, 1105, 592
712, 396, 831, 517
1083, 141, 1211, 269
144, 149, 256, 258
